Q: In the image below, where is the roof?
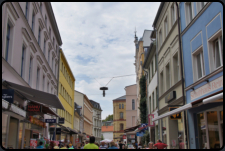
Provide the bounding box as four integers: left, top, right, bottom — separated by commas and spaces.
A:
152, 2, 165, 28
89, 100, 102, 111
113, 95, 126, 101
125, 84, 136, 88
101, 126, 114, 132
142, 30, 152, 47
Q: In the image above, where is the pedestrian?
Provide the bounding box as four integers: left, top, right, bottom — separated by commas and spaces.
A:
83, 136, 99, 149
146, 142, 154, 149
135, 141, 138, 149
115, 144, 119, 149
81, 142, 85, 149
36, 141, 44, 149
124, 141, 127, 149
154, 140, 168, 149
68, 144, 74, 149
53, 143, 59, 149
108, 141, 118, 149
99, 142, 108, 149
60, 143, 67, 149
118, 141, 124, 149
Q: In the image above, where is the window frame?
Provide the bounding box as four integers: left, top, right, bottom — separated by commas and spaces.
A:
132, 99, 135, 110
36, 67, 40, 90
40, 2, 42, 14
25, 2, 29, 20
21, 44, 26, 78
119, 104, 121, 109
42, 75, 45, 91
122, 104, 124, 109
5, 23, 11, 62
171, 3, 176, 26
159, 29, 162, 47
120, 112, 123, 119
38, 27, 41, 46
31, 11, 35, 32
159, 70, 164, 96
185, 2, 194, 26
173, 52, 180, 84
165, 62, 171, 90
28, 56, 33, 86
164, 16, 168, 38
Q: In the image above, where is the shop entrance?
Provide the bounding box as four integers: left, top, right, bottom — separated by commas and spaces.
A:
7, 117, 19, 149
197, 106, 223, 149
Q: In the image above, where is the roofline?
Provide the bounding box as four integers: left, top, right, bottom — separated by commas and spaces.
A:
152, 2, 165, 28
75, 90, 85, 95
143, 42, 155, 68
113, 95, 126, 101
60, 49, 75, 81
45, 2, 62, 45
125, 84, 137, 88
142, 29, 152, 38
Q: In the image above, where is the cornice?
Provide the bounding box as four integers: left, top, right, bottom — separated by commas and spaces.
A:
36, 55, 43, 65
38, 18, 44, 30
42, 65, 47, 73
22, 28, 32, 41
29, 42, 37, 54
6, 2, 19, 21
44, 30, 49, 40
32, 2, 38, 15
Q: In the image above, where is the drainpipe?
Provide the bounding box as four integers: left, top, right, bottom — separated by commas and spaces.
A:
175, 2, 189, 149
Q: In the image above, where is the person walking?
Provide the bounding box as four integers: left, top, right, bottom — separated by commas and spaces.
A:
154, 140, 168, 149
118, 141, 124, 149
36, 141, 44, 149
99, 142, 108, 149
68, 144, 74, 149
108, 141, 118, 149
53, 143, 59, 149
83, 136, 99, 149
81, 142, 85, 149
60, 143, 67, 149
146, 142, 154, 149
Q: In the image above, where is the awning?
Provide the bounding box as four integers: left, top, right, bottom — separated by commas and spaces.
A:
152, 103, 192, 122
124, 124, 141, 133
67, 127, 78, 134
203, 92, 223, 104
3, 80, 65, 110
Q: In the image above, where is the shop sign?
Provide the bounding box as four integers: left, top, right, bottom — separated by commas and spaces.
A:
138, 123, 148, 132
58, 118, 65, 124
2, 89, 14, 103
148, 114, 155, 127
29, 116, 46, 128
172, 140, 176, 147
49, 128, 55, 134
56, 128, 61, 134
27, 105, 42, 112
30, 139, 37, 148
2, 99, 9, 109
75, 138, 79, 143
190, 76, 223, 101
87, 135, 89, 138
10, 103, 26, 117
45, 119, 56, 123
129, 135, 135, 139
136, 132, 144, 137
169, 107, 181, 120
123, 135, 126, 139
165, 91, 176, 103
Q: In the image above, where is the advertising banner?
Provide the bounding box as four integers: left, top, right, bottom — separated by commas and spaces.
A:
2, 89, 14, 103
30, 139, 37, 148
123, 135, 126, 139
148, 114, 155, 127
75, 138, 79, 143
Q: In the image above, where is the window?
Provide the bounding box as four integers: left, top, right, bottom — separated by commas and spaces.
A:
47, 82, 49, 93
49, 27, 51, 37
164, 17, 168, 38
173, 52, 180, 84
132, 99, 135, 110
25, 2, 29, 20
185, 2, 194, 25
156, 87, 158, 108
43, 39, 46, 56
122, 104, 124, 109
149, 66, 151, 83
166, 63, 171, 90
120, 112, 123, 119
120, 123, 124, 130
52, 57, 54, 71
38, 27, 41, 46
196, 2, 205, 14
119, 104, 121, 109
160, 71, 164, 95
213, 37, 223, 69
159, 29, 162, 47
36, 67, 40, 90
42, 75, 45, 91
55, 63, 57, 76
45, 15, 47, 26
28, 56, 33, 85
51, 87, 53, 94
171, 3, 176, 26
21, 45, 26, 78
5, 24, 11, 62
155, 54, 157, 72
53, 37, 55, 46
40, 2, 42, 14
31, 11, 35, 32
152, 92, 155, 110
149, 96, 151, 113
193, 48, 205, 81
151, 61, 154, 77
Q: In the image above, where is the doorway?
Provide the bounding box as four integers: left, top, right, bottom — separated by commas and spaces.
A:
7, 117, 19, 149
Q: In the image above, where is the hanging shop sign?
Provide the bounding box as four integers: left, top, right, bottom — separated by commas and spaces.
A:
138, 123, 148, 132
136, 132, 144, 137
123, 135, 126, 139
45, 119, 56, 123
2, 89, 14, 103
58, 118, 65, 124
165, 91, 176, 103
148, 114, 155, 127
29, 116, 46, 128
56, 128, 61, 134
169, 107, 182, 120
27, 105, 42, 112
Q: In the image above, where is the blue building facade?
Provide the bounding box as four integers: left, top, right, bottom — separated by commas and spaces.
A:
179, 2, 223, 149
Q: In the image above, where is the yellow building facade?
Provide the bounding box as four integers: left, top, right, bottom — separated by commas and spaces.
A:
57, 49, 75, 130
113, 95, 126, 142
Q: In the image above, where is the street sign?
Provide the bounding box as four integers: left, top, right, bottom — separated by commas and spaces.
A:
148, 114, 155, 127
45, 119, 56, 123
2, 89, 14, 103
169, 107, 182, 120
58, 118, 65, 124
56, 128, 61, 134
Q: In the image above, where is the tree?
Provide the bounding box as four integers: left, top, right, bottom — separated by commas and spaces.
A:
101, 134, 104, 140
139, 75, 147, 123
102, 114, 113, 122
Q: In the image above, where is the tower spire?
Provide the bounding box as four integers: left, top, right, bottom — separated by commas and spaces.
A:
134, 26, 137, 38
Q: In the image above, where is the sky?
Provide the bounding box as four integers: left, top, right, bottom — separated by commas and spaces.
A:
51, 2, 160, 120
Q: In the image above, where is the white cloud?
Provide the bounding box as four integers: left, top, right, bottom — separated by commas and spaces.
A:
51, 2, 160, 119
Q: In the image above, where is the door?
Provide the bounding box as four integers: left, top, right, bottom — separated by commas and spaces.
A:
7, 117, 19, 149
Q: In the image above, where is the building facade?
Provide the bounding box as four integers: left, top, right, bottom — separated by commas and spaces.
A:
101, 126, 114, 141
152, 2, 187, 149
83, 95, 93, 138
90, 100, 102, 143
2, 2, 63, 149
143, 30, 159, 144
113, 95, 126, 142
179, 2, 223, 149
57, 49, 75, 143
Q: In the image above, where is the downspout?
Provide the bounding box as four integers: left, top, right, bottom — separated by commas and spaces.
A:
175, 2, 189, 149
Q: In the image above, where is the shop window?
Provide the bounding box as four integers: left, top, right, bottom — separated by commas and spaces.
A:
7, 117, 19, 149
192, 47, 205, 81
161, 117, 167, 145
197, 113, 207, 149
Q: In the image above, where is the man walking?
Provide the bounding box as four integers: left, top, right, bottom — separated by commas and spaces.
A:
154, 140, 168, 149
83, 136, 99, 149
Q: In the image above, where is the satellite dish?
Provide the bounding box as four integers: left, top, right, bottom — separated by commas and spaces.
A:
100, 87, 108, 97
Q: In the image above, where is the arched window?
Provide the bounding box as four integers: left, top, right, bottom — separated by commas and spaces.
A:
119, 104, 121, 109
122, 104, 124, 109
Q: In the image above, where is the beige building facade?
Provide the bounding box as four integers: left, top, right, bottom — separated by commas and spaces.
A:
83, 95, 93, 137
